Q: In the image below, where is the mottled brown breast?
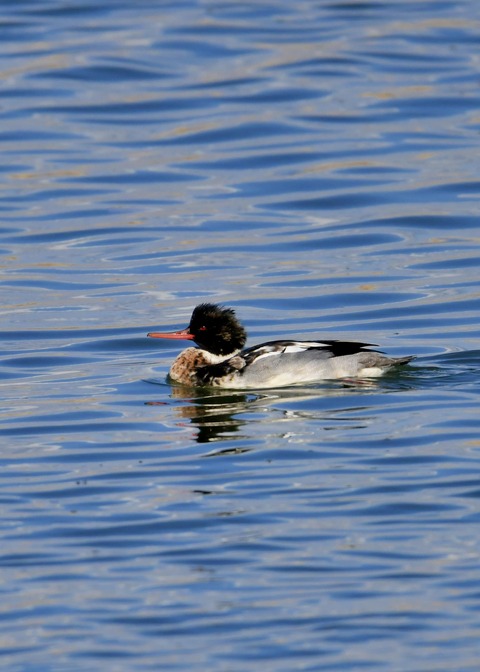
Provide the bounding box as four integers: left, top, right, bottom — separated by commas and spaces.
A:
169, 348, 210, 385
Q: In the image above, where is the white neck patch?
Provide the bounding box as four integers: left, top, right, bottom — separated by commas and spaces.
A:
200, 349, 240, 365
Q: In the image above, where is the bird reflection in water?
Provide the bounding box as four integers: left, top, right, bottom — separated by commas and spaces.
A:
146, 384, 257, 444
145, 379, 382, 445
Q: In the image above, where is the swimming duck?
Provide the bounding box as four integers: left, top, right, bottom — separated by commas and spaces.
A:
147, 303, 414, 389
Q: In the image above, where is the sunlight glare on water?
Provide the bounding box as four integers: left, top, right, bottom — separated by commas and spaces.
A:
1, 1, 480, 670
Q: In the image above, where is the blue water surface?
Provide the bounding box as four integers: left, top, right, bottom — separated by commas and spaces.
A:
1, 1, 480, 670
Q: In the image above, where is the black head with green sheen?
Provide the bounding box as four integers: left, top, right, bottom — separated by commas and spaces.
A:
148, 303, 247, 356
188, 303, 246, 355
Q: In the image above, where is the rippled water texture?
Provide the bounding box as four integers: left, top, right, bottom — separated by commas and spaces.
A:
1, 1, 480, 670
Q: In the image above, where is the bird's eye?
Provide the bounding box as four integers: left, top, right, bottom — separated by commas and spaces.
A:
198, 325, 207, 331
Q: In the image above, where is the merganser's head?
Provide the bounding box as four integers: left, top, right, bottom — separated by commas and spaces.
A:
148, 303, 247, 356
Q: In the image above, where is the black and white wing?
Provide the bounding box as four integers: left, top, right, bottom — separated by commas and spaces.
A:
241, 339, 379, 366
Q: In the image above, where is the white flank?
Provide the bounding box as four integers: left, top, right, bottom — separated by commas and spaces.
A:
358, 366, 384, 377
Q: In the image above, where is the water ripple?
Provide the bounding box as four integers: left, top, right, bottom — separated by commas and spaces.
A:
1, 1, 480, 671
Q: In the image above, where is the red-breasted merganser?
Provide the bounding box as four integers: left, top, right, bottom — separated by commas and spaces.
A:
147, 303, 415, 389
